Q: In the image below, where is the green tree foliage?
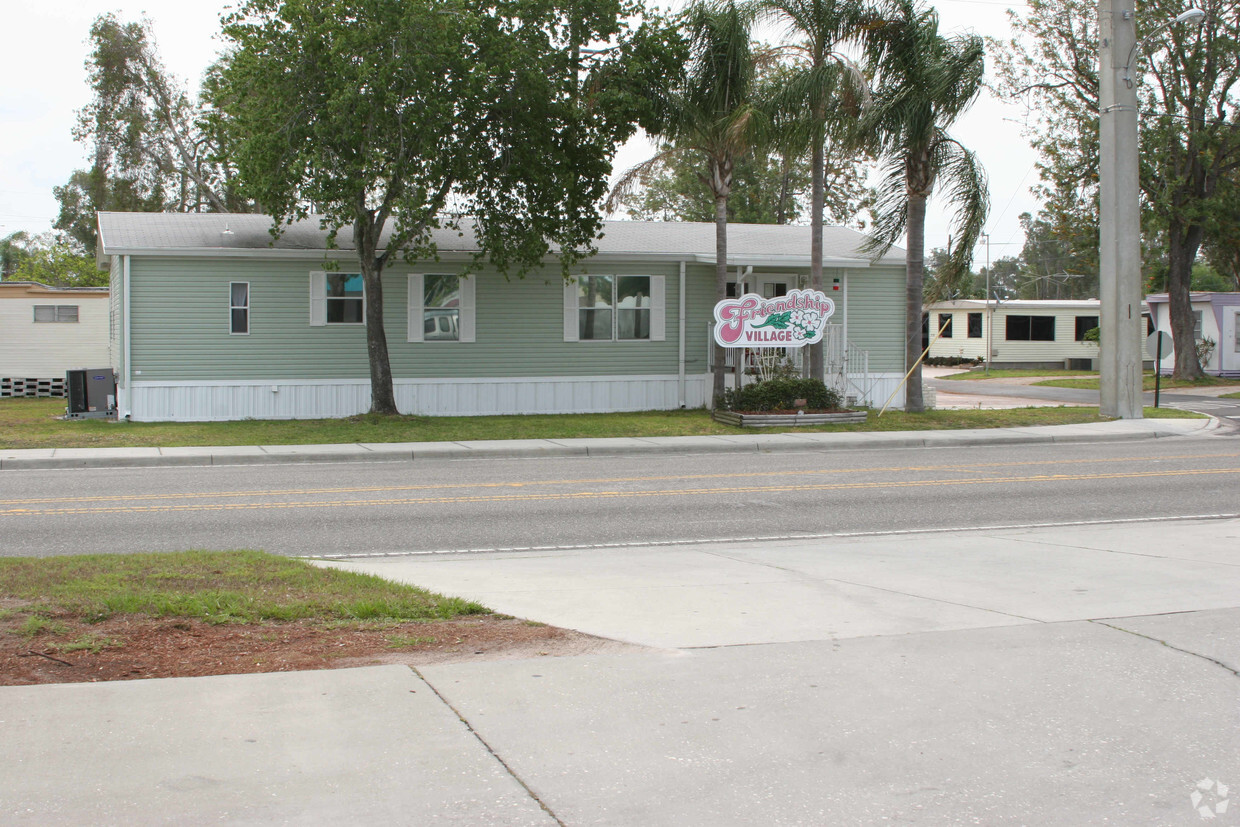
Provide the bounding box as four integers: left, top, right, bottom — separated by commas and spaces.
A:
0, 232, 105, 287
1013, 211, 1097, 299
56, 14, 253, 254
993, 0, 1240, 378
1, 232, 36, 280
608, 1, 761, 403
860, 0, 988, 412
218, 0, 679, 415
621, 140, 811, 224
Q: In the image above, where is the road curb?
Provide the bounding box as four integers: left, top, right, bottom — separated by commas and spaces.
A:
0, 420, 1212, 471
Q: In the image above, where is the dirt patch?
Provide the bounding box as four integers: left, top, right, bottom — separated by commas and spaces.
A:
1, 614, 637, 686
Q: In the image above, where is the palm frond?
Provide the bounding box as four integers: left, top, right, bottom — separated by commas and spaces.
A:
858, 157, 909, 258
605, 148, 683, 214
932, 134, 989, 281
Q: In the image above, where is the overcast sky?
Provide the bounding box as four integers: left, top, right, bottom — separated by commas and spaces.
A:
0, 0, 1040, 265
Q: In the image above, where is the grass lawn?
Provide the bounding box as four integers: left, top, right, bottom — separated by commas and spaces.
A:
1223, 391, 1240, 399
1035, 374, 1240, 391
0, 397, 1203, 450
0, 550, 486, 626
937, 368, 1098, 381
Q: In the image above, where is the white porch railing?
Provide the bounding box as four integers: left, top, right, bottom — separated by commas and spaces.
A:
707, 323, 877, 405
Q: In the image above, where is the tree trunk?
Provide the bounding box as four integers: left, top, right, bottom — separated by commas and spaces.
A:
355, 217, 399, 415
1166, 221, 1204, 379
808, 123, 825, 383
905, 186, 927, 413
712, 189, 729, 404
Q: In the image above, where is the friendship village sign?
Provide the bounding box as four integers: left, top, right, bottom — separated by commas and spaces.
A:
712, 289, 837, 348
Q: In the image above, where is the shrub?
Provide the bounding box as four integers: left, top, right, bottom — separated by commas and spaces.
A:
718, 378, 843, 412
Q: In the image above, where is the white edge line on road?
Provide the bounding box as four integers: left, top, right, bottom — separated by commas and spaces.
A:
302, 511, 1240, 561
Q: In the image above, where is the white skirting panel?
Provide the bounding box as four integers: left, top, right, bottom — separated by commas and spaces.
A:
129, 375, 714, 421
845, 373, 904, 409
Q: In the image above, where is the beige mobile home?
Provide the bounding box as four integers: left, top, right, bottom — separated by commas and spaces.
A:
0, 281, 110, 397
924, 299, 1120, 369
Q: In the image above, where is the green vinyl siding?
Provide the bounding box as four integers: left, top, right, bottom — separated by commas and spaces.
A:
110, 256, 124, 382
125, 255, 906, 382
127, 256, 684, 381
844, 266, 905, 372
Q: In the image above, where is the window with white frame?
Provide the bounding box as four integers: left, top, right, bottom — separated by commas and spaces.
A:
564, 275, 664, 342
309, 272, 362, 326
326, 274, 364, 323
576, 275, 652, 340
1193, 310, 1203, 340
406, 273, 474, 343
1234, 311, 1239, 352
423, 274, 460, 341
33, 305, 78, 323
230, 282, 249, 335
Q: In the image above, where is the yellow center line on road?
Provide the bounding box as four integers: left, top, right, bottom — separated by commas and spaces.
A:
4, 450, 1239, 507
4, 467, 1238, 517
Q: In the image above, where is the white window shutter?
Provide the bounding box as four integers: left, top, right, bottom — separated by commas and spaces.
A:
563, 279, 579, 342
650, 275, 666, 342
309, 271, 326, 326
407, 274, 425, 342
459, 274, 476, 343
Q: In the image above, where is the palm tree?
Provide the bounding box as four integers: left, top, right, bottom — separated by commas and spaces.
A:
608, 0, 761, 403
750, 0, 869, 382
860, 0, 989, 412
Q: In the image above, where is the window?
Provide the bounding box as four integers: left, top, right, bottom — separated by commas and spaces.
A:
564, 275, 664, 342
617, 276, 651, 340
937, 313, 953, 338
407, 274, 474, 343
1006, 315, 1055, 341
1074, 315, 1099, 342
967, 312, 982, 339
1235, 311, 1240, 352
423, 274, 460, 341
325, 274, 364, 323
763, 282, 788, 299
577, 275, 651, 340
230, 282, 249, 335
33, 305, 78, 323
1193, 310, 1203, 340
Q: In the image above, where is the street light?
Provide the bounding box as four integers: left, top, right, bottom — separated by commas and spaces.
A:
1123, 9, 1206, 87
1097, 3, 1204, 419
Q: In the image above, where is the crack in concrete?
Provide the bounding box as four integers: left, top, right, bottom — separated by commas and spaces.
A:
699, 548, 1044, 624
412, 667, 566, 827
1091, 621, 1240, 678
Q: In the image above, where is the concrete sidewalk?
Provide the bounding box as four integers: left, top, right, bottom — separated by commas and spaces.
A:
0, 416, 1218, 471
4, 518, 1239, 824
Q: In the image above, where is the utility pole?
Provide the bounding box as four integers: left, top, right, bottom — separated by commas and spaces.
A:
1098, 0, 1144, 419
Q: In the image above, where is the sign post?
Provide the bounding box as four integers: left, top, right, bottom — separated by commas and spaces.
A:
1146, 330, 1173, 408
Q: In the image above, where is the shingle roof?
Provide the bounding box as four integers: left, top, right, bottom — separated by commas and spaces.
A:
96, 212, 904, 268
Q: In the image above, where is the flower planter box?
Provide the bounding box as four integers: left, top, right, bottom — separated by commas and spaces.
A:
712, 410, 869, 428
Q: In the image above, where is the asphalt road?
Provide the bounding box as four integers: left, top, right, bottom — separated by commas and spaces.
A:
3, 435, 1239, 557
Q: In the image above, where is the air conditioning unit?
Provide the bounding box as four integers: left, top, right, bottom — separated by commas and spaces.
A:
66, 369, 117, 419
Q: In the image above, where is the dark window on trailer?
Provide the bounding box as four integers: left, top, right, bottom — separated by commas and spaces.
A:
937, 313, 953, 337
1006, 315, 1055, 341
1074, 316, 1098, 341
967, 313, 982, 338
